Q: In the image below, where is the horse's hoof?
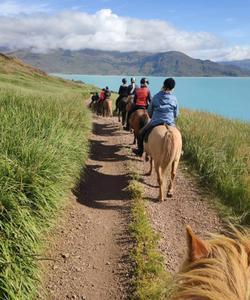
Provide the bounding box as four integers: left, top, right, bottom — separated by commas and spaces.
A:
167, 192, 173, 198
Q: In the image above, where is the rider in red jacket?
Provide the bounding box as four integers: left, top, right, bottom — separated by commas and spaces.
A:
124, 78, 152, 131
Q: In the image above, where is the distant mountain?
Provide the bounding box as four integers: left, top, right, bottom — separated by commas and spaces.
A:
219, 59, 250, 71
7, 49, 250, 76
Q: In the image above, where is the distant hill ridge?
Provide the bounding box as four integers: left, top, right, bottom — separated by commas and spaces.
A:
7, 49, 250, 76
219, 59, 250, 71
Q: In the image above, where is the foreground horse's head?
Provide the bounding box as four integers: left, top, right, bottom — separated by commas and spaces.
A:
171, 225, 250, 300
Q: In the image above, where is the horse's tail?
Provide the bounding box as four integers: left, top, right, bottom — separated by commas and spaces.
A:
161, 127, 176, 172
139, 113, 149, 130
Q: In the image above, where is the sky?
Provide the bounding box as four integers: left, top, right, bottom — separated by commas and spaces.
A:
0, 0, 250, 61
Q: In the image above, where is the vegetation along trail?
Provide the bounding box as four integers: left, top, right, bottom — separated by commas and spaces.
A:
40, 114, 223, 299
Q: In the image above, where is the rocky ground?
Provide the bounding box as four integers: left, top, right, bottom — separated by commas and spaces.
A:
39, 115, 222, 299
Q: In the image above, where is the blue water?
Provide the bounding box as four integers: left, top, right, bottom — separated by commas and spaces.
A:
53, 74, 250, 122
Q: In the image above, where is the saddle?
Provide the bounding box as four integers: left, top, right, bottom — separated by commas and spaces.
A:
144, 123, 169, 143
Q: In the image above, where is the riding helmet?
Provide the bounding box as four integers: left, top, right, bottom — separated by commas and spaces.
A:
122, 78, 127, 84
140, 77, 149, 85
131, 77, 136, 83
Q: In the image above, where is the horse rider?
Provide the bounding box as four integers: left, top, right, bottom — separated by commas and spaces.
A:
133, 78, 179, 156
90, 92, 99, 106
104, 86, 112, 100
127, 77, 137, 98
115, 78, 129, 112
123, 77, 152, 131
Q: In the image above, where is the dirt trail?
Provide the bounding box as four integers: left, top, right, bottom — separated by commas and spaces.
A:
39, 116, 132, 300
39, 115, 222, 299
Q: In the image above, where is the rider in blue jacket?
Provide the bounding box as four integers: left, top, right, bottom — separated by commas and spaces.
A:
133, 78, 179, 156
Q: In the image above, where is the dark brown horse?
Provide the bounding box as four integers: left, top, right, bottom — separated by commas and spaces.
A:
117, 96, 128, 125
129, 109, 150, 145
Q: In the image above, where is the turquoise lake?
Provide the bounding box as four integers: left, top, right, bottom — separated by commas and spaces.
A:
53, 74, 250, 122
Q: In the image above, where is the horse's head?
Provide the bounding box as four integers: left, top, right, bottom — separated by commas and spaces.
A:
172, 225, 250, 300
185, 225, 250, 264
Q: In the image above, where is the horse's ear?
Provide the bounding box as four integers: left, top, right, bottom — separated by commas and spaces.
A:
186, 225, 211, 261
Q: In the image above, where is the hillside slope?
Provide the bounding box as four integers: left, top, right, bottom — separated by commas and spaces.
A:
8, 49, 250, 76
220, 59, 250, 71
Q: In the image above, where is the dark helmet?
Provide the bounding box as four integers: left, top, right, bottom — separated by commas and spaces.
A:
105, 86, 109, 90
122, 78, 127, 84
140, 77, 149, 85
131, 77, 136, 83
163, 78, 175, 90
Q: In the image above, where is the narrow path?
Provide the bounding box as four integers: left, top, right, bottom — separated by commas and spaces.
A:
130, 151, 222, 273
39, 115, 222, 299
39, 116, 132, 300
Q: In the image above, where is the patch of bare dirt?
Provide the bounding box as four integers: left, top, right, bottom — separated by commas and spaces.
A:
128, 152, 223, 273
39, 116, 132, 300
39, 115, 223, 300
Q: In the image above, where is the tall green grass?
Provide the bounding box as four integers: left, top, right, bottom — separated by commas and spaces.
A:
0, 78, 93, 299
178, 109, 250, 223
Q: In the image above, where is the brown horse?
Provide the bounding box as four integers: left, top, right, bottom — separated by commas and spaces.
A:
129, 109, 150, 145
126, 95, 134, 112
102, 99, 113, 117
170, 225, 250, 300
144, 125, 182, 201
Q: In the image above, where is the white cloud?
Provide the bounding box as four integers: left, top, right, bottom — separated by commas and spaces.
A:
0, 8, 224, 54
0, 6, 249, 60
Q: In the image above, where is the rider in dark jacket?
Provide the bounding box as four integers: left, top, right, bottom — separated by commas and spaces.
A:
115, 78, 129, 111
124, 78, 152, 131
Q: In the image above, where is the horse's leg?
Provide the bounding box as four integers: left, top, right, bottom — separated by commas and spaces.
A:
118, 109, 121, 122
167, 158, 179, 197
145, 157, 153, 176
122, 110, 126, 126
133, 132, 136, 145
156, 164, 164, 202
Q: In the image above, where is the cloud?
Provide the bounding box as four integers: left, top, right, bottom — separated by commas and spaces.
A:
0, 8, 224, 54
0, 0, 51, 15
0, 6, 249, 60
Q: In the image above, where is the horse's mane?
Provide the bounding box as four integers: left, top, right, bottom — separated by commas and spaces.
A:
171, 227, 250, 300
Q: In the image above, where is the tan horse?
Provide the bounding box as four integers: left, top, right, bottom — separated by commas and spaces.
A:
144, 125, 182, 201
102, 99, 113, 117
129, 109, 150, 145
170, 225, 250, 300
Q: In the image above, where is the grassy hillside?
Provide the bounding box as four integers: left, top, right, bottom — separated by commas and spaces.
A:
0, 54, 95, 299
178, 110, 250, 223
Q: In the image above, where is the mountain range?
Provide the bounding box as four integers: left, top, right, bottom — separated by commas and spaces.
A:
220, 59, 250, 71
6, 49, 250, 76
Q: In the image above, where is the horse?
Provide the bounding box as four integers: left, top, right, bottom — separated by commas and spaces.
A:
102, 99, 113, 117
129, 109, 150, 145
117, 96, 128, 125
170, 225, 250, 300
144, 125, 182, 201
126, 95, 134, 112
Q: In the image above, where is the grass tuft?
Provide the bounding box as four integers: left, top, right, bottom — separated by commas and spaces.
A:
127, 170, 172, 299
